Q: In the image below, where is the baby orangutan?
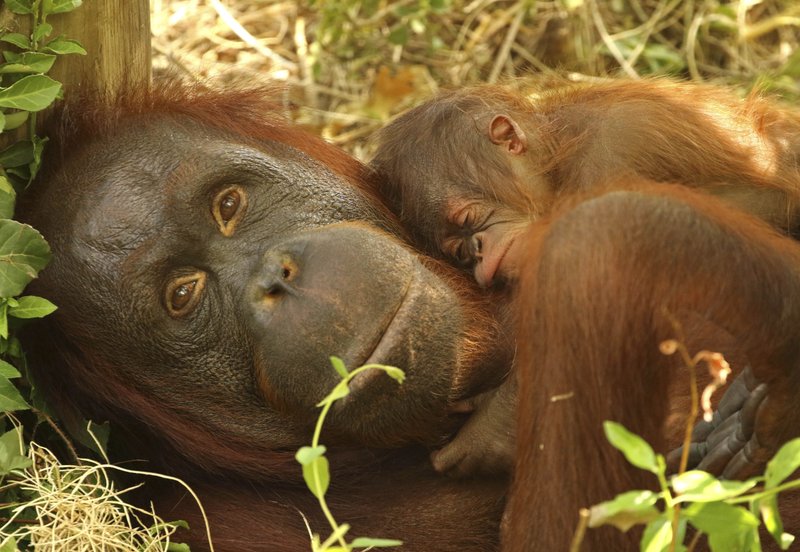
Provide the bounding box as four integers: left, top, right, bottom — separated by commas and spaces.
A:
369, 79, 800, 477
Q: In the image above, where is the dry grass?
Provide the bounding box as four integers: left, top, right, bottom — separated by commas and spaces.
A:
0, 442, 212, 551
151, 0, 800, 157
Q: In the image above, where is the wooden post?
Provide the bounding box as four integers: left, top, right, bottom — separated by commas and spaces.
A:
0, 1, 150, 146
1, 0, 151, 99
46, 0, 151, 99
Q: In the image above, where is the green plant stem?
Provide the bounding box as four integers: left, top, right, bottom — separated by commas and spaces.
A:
728, 479, 800, 504
309, 363, 400, 551
671, 341, 699, 552
310, 397, 348, 550
26, 1, 43, 142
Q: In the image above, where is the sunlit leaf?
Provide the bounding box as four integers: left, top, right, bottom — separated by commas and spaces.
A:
0, 427, 31, 474
34, 23, 54, 42
0, 33, 30, 49
0, 376, 28, 413
758, 495, 795, 550
0, 75, 61, 112
0, 359, 20, 379
295, 445, 326, 466
2, 111, 28, 131
330, 356, 348, 378
603, 421, 659, 473
671, 470, 758, 502
301, 455, 330, 499
42, 37, 87, 55
641, 517, 673, 552
588, 490, 659, 531
8, 295, 57, 319
684, 501, 758, 551
382, 365, 405, 384
44, 0, 83, 13
0, 220, 52, 297
317, 380, 350, 406
0, 53, 57, 74
765, 438, 800, 489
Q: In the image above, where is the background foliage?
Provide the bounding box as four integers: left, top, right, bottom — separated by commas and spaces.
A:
151, 0, 800, 157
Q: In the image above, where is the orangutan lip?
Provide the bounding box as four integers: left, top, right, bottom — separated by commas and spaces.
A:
345, 271, 415, 396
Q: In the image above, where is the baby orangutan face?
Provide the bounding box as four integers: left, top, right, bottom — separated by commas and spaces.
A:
440, 198, 530, 288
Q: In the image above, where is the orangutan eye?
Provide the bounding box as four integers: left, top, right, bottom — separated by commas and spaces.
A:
212, 186, 247, 236
165, 272, 207, 317
443, 237, 474, 267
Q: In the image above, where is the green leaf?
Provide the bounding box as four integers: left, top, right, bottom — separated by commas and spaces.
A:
0, 376, 28, 412
0, 359, 21, 379
8, 295, 56, 318
641, 517, 673, 552
671, 471, 758, 502
6, 336, 21, 359
0, 427, 31, 475
0, 220, 52, 297
0, 53, 57, 74
758, 495, 795, 550
69, 419, 111, 456
684, 502, 759, 551
34, 23, 54, 42
166, 544, 191, 552
29, 134, 47, 182
44, 0, 83, 14
42, 38, 87, 55
0, 141, 34, 168
4, 0, 33, 14
0, 536, 17, 552
0, 75, 62, 112
301, 455, 330, 499
0, 34, 30, 49
388, 26, 409, 46
295, 445, 326, 466
0, 302, 8, 339
0, 112, 4, 134
317, 380, 350, 407
603, 421, 659, 473
330, 355, 348, 378
382, 365, 405, 383
3, 111, 28, 131
765, 438, 800, 489
351, 536, 404, 547
587, 490, 659, 531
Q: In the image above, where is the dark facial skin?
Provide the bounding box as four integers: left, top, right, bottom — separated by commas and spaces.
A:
20, 114, 507, 467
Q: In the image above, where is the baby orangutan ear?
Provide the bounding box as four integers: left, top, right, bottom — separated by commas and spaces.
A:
488, 114, 528, 155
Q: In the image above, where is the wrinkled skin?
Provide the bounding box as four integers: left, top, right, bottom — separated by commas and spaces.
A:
17, 94, 509, 551
25, 117, 494, 448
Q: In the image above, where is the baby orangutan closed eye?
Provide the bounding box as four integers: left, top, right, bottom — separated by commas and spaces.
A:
369, 78, 800, 480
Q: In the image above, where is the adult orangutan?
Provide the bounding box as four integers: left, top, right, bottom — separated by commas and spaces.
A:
16, 81, 511, 552
369, 80, 800, 549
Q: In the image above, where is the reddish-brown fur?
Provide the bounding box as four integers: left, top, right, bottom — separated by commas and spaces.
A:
507, 181, 800, 550
371, 80, 800, 550
20, 81, 509, 552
